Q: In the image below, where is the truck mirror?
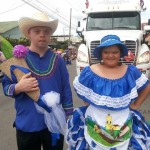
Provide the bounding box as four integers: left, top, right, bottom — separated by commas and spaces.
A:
76, 27, 84, 33
76, 27, 84, 39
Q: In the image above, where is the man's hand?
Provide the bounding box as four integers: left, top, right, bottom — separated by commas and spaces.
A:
15, 72, 39, 94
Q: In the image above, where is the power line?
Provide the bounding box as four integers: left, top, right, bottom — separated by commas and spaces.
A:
36, 0, 77, 28
0, 3, 25, 15
36, 0, 74, 26
65, 0, 84, 11
22, 0, 77, 30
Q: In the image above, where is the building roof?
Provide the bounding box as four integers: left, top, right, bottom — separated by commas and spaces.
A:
0, 21, 18, 34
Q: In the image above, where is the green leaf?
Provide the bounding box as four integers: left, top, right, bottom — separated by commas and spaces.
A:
0, 36, 13, 59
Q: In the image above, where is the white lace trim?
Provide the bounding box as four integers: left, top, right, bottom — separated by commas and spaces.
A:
73, 75, 147, 109
136, 73, 148, 89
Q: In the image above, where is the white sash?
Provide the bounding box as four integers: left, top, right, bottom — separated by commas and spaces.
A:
35, 91, 67, 135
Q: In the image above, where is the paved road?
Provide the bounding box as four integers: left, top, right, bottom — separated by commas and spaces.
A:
0, 60, 149, 150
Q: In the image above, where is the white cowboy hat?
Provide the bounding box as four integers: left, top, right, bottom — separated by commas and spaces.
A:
18, 12, 58, 38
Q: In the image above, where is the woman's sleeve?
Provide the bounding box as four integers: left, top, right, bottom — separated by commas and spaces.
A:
130, 65, 149, 92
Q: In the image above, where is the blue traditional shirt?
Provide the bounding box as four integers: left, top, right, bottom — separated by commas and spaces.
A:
2, 49, 73, 132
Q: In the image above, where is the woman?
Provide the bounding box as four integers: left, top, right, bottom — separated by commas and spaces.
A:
66, 35, 150, 150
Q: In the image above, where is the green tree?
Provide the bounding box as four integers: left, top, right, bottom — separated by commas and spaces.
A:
0, 36, 13, 59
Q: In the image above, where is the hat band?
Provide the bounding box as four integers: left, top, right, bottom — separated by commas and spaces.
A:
101, 38, 119, 44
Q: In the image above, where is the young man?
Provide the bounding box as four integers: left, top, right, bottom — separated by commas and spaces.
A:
2, 12, 73, 150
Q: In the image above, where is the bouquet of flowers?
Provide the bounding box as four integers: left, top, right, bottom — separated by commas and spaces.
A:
0, 45, 40, 101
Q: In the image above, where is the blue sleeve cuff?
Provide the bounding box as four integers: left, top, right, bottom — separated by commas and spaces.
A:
5, 84, 16, 96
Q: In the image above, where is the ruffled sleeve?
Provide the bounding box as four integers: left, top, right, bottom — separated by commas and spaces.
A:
128, 65, 149, 92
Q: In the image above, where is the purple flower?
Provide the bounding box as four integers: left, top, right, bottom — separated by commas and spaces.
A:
13, 45, 28, 58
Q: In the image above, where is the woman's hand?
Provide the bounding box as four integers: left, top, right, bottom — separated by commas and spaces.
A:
130, 84, 150, 110
130, 101, 140, 110
84, 101, 89, 106
15, 72, 39, 94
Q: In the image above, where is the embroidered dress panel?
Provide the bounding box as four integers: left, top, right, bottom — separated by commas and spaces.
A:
84, 105, 132, 149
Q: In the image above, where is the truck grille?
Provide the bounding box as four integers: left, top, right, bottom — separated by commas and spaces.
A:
90, 40, 137, 65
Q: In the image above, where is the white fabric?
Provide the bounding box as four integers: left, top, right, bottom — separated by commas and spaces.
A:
84, 105, 131, 149
35, 91, 67, 135
86, 105, 129, 128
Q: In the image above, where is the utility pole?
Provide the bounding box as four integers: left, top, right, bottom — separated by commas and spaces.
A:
68, 8, 72, 47
63, 28, 65, 41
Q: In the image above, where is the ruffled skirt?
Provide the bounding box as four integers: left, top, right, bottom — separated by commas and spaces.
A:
66, 106, 150, 150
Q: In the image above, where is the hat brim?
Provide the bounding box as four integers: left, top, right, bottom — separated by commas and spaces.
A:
0, 57, 40, 101
18, 17, 58, 38
93, 40, 128, 59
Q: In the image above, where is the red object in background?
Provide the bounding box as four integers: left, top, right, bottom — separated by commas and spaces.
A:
124, 50, 135, 62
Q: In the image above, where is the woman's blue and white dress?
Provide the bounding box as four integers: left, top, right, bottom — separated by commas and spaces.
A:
66, 65, 150, 150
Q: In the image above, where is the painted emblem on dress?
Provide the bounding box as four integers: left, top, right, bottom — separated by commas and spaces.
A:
86, 114, 132, 147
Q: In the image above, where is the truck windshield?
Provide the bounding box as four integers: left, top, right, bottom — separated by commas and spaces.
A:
87, 12, 141, 31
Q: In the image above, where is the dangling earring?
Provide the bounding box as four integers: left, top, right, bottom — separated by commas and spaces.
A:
118, 57, 123, 66
100, 57, 104, 65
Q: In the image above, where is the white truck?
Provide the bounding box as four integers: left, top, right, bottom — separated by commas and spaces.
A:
76, 0, 150, 79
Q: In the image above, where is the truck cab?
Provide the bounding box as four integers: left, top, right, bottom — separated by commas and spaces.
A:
76, 0, 150, 79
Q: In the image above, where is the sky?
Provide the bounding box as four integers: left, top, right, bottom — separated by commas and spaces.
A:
0, 0, 150, 36
0, 0, 85, 36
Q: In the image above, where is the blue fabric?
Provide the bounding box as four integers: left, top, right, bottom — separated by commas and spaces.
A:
129, 109, 150, 149
74, 65, 149, 110
26, 50, 73, 115
10, 65, 30, 82
93, 35, 128, 59
36, 97, 52, 113
67, 106, 89, 150
110, 148, 117, 150
2, 49, 73, 132
67, 107, 150, 150
91, 141, 96, 148
67, 65, 150, 149
51, 133, 60, 146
